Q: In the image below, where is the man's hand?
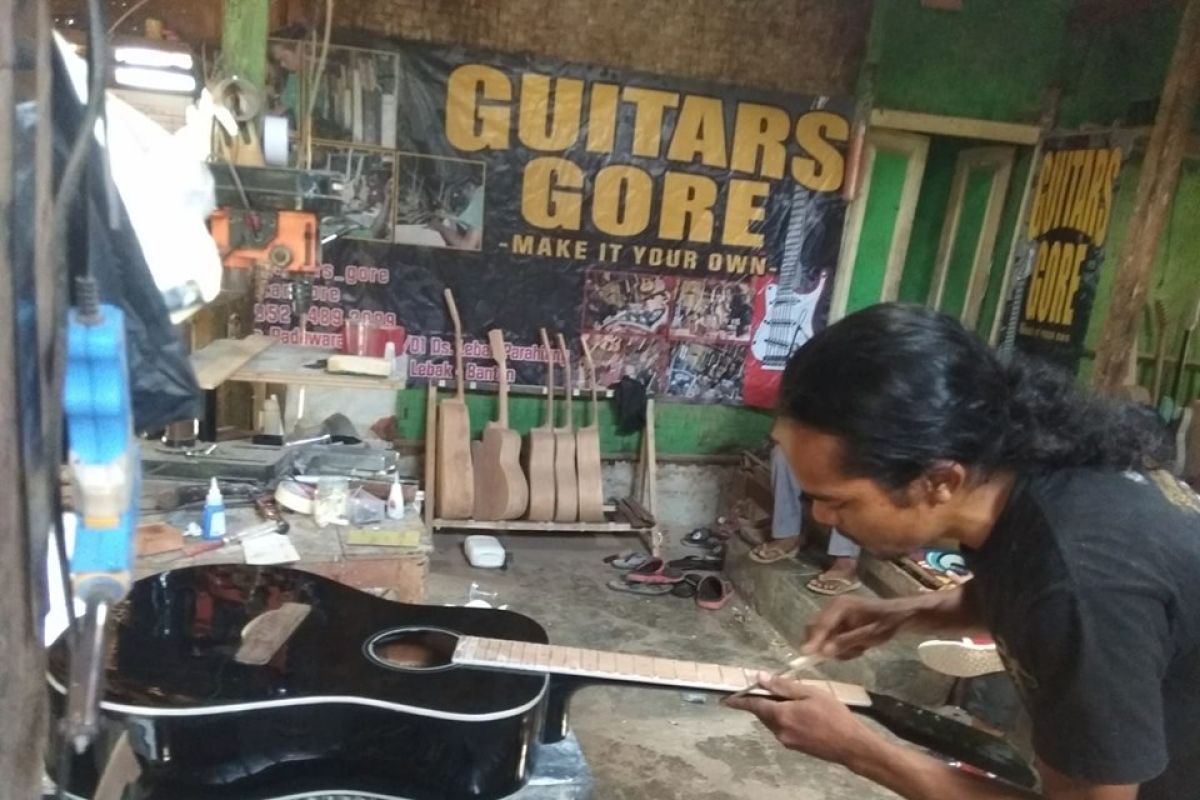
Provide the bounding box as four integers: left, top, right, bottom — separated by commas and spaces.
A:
722, 672, 876, 765
803, 595, 915, 660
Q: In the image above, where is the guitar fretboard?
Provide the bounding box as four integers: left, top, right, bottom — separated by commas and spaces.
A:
452, 636, 871, 707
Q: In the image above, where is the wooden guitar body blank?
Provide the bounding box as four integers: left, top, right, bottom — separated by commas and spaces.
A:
552, 334, 578, 522
575, 336, 605, 522
435, 289, 474, 520
473, 330, 529, 520
523, 328, 557, 521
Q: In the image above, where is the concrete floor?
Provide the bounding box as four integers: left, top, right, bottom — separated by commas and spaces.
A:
425, 532, 911, 800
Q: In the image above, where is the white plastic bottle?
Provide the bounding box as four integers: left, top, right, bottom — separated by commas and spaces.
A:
202, 478, 226, 540
386, 475, 405, 520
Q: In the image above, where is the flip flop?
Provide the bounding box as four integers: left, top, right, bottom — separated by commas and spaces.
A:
681, 527, 723, 548
607, 578, 673, 596
604, 552, 651, 570
695, 575, 734, 610
749, 539, 801, 564
625, 557, 685, 584
670, 574, 703, 598
667, 554, 725, 572
806, 575, 862, 596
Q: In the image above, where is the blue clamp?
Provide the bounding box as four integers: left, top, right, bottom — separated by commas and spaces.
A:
64, 303, 139, 603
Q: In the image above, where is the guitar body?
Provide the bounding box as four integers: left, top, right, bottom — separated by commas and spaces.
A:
46, 566, 551, 800
47, 566, 1037, 798
575, 428, 604, 522
474, 422, 528, 520
523, 426, 556, 521
743, 271, 828, 409
436, 399, 474, 519
552, 430, 578, 522
748, 271, 827, 366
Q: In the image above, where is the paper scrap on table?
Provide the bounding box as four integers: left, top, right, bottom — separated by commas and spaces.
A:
242, 533, 301, 565
345, 528, 423, 548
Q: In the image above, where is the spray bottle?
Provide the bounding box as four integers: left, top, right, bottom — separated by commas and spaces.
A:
202, 478, 226, 540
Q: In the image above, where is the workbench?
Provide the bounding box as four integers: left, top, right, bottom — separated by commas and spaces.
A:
136, 481, 431, 602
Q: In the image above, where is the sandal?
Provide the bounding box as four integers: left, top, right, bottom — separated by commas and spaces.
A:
667, 553, 725, 572
671, 574, 703, 598
749, 538, 801, 564
607, 578, 673, 596
604, 552, 651, 570
682, 527, 720, 548
625, 557, 685, 584
695, 575, 734, 610
806, 574, 862, 596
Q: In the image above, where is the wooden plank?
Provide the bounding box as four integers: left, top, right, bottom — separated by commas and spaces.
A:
190, 335, 276, 390
870, 108, 1041, 145
228, 342, 408, 390
431, 518, 643, 533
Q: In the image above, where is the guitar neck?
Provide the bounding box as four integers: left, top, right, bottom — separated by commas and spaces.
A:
452, 635, 871, 707
556, 334, 573, 428
540, 329, 555, 427
488, 329, 509, 427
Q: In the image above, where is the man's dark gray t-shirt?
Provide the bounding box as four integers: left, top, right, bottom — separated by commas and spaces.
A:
965, 469, 1200, 799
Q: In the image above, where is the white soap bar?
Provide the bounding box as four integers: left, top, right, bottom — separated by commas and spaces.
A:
464, 535, 506, 569
326, 354, 392, 377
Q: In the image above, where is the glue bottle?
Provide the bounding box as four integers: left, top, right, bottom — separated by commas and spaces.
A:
386, 474, 405, 520
202, 478, 226, 540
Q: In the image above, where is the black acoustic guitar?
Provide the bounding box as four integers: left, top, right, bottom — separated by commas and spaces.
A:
46, 566, 1035, 799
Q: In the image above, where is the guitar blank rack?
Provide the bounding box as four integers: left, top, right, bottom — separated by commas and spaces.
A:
424, 384, 662, 556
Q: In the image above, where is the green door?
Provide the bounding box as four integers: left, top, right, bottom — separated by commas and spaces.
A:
831, 129, 930, 320
928, 146, 1015, 329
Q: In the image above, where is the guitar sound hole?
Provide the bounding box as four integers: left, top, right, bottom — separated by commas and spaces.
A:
365, 627, 459, 671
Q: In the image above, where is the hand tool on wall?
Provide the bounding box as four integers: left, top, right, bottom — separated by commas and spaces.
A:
61, 283, 140, 754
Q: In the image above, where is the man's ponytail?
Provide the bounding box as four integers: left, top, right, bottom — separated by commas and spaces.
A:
779, 304, 1170, 489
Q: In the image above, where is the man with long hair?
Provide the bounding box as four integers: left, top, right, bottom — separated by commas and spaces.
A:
726, 304, 1196, 800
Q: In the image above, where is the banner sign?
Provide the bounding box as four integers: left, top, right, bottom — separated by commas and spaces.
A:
258, 35, 852, 405
1005, 132, 1129, 369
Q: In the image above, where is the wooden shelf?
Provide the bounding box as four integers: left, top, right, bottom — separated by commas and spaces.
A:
432, 517, 646, 533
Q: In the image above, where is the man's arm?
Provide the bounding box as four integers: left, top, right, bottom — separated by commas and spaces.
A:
724, 674, 1137, 800
804, 582, 988, 659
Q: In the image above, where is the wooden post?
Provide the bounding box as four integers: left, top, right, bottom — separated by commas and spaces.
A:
222, 0, 270, 85
0, 1, 50, 794
1092, 0, 1200, 391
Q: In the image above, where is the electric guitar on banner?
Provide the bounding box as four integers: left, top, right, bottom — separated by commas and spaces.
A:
743, 184, 831, 408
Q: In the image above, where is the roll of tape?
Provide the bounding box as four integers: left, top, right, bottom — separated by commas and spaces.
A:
263, 114, 290, 166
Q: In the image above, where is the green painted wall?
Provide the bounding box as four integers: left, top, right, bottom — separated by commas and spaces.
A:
394, 389, 773, 456
1080, 159, 1200, 403
1058, 5, 1180, 129
872, 0, 1071, 123
848, 150, 911, 311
